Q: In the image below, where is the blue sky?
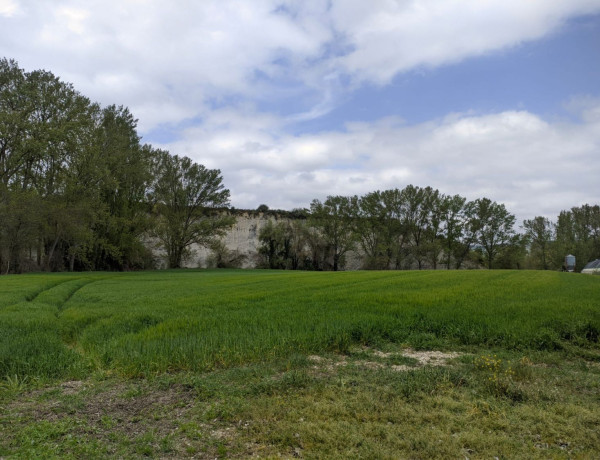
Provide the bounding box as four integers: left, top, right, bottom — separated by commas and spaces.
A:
1, 1, 599, 222
312, 14, 600, 129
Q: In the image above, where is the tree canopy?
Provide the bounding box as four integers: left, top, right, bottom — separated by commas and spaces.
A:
0, 58, 232, 273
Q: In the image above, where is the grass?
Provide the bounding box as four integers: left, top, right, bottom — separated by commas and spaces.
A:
0, 269, 599, 458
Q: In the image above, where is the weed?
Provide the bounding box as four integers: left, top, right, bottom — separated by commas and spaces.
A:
474, 354, 525, 400
0, 374, 29, 393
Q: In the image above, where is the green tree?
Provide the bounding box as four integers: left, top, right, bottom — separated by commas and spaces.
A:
439, 194, 467, 269
258, 219, 310, 270
0, 58, 28, 189
422, 190, 445, 269
151, 151, 234, 269
554, 205, 600, 271
522, 216, 555, 270
356, 190, 391, 269
402, 185, 440, 269
380, 188, 411, 269
89, 106, 154, 270
309, 195, 357, 271
472, 198, 516, 269
0, 58, 100, 272
257, 220, 287, 269
303, 224, 329, 271
0, 189, 42, 273
451, 200, 482, 269
207, 239, 247, 269
285, 220, 310, 270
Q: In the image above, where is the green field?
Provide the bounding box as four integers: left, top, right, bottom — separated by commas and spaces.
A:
1, 270, 599, 458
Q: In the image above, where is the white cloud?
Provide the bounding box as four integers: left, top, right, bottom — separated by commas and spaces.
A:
330, 0, 600, 84
0, 0, 19, 17
3, 0, 333, 131
162, 104, 600, 223
2, 1, 599, 131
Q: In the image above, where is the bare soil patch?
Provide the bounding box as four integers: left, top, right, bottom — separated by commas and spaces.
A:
308, 348, 465, 374
8, 380, 197, 444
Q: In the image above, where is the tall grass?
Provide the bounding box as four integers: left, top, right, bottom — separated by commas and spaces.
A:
1, 270, 599, 379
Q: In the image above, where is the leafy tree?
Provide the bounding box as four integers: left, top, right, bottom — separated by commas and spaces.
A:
472, 198, 516, 269
380, 188, 411, 269
402, 185, 440, 269
0, 58, 101, 272
303, 224, 329, 271
522, 216, 555, 270
309, 195, 357, 271
0, 58, 28, 189
495, 233, 527, 269
554, 205, 600, 271
571, 204, 600, 266
355, 190, 391, 269
0, 189, 43, 273
207, 239, 247, 269
257, 219, 309, 270
439, 194, 467, 269
285, 220, 310, 270
422, 190, 445, 269
89, 106, 155, 270
151, 151, 234, 269
451, 200, 482, 269
257, 220, 287, 269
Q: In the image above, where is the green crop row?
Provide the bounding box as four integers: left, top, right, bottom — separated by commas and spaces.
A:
1, 269, 599, 380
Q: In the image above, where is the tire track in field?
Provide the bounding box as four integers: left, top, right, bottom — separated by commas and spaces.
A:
53, 276, 119, 370
0, 278, 76, 311
24, 279, 75, 302
47, 278, 109, 368
23, 277, 105, 315
61, 278, 96, 305
53, 278, 106, 315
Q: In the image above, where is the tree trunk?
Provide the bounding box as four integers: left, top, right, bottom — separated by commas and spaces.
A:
44, 235, 60, 271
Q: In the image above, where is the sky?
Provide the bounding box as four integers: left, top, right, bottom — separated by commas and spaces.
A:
1, 0, 600, 223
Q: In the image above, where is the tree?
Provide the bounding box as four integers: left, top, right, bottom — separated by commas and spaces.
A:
0, 58, 28, 189
402, 185, 439, 269
451, 200, 482, 269
472, 198, 516, 269
495, 233, 527, 269
207, 239, 247, 269
151, 151, 234, 268
554, 204, 600, 271
0, 58, 102, 272
522, 216, 555, 270
88, 106, 155, 270
303, 224, 329, 271
380, 188, 411, 269
355, 190, 390, 269
309, 195, 357, 271
422, 190, 445, 269
285, 220, 310, 270
257, 220, 287, 269
439, 194, 467, 269
0, 189, 42, 273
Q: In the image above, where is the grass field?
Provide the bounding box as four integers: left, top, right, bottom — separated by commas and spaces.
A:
1, 269, 599, 458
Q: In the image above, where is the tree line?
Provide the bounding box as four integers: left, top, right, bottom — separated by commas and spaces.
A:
2, 58, 598, 273
254, 191, 599, 272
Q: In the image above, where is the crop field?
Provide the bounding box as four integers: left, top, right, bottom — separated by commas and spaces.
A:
1, 269, 599, 458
